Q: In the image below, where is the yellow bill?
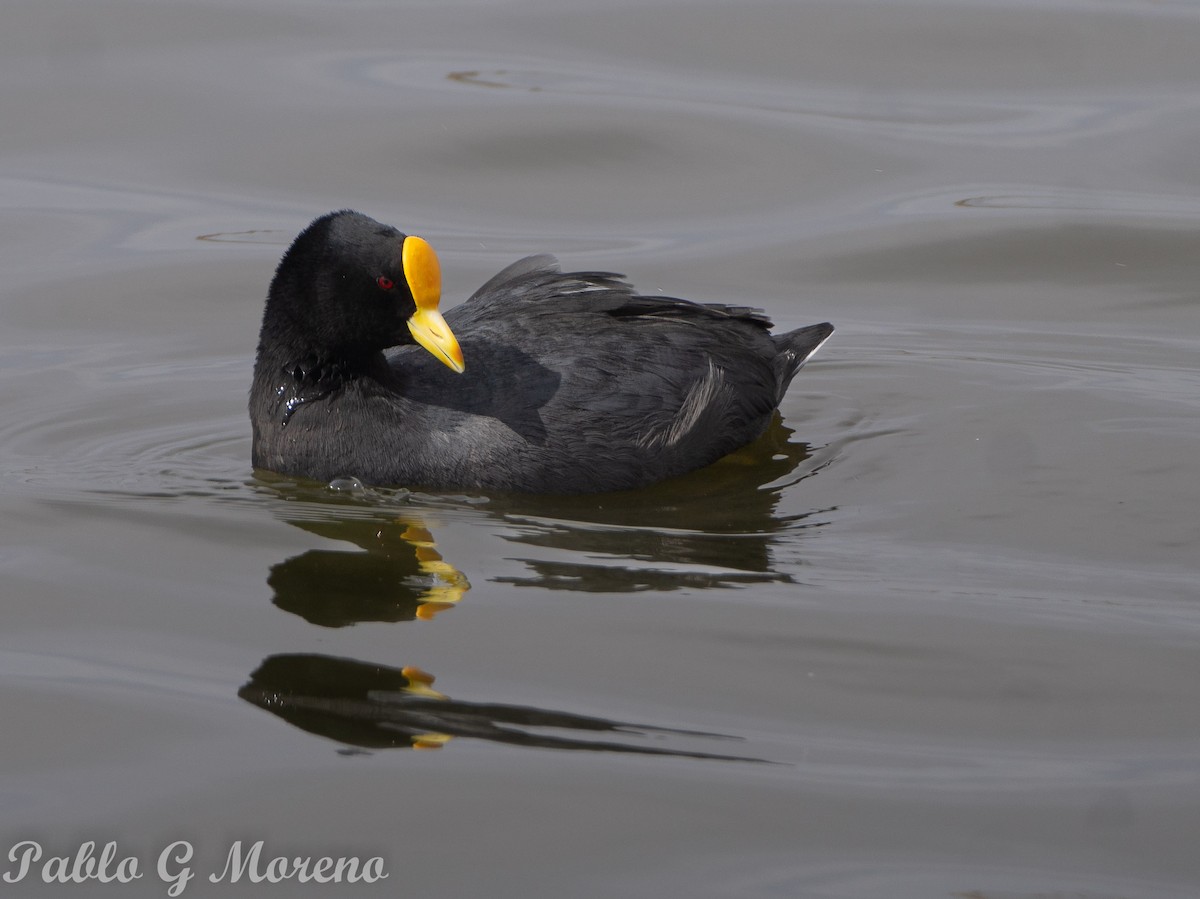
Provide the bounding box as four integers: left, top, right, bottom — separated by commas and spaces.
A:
402, 235, 465, 373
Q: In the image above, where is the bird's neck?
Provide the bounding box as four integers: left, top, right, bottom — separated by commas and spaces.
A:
254, 340, 393, 426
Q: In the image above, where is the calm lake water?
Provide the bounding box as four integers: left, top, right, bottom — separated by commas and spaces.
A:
3, 1, 1199, 897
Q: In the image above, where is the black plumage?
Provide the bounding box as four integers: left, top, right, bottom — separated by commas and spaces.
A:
250, 211, 833, 494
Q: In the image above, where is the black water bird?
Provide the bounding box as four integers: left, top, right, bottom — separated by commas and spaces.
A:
250, 211, 833, 494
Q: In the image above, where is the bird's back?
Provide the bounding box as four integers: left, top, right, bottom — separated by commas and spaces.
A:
384, 257, 832, 492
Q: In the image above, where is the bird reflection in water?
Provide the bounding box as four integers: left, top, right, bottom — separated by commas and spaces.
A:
259, 412, 832, 620
267, 514, 469, 625
239, 654, 768, 761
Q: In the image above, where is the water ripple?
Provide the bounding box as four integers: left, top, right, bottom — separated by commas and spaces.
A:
346, 51, 1182, 147
0, 344, 251, 503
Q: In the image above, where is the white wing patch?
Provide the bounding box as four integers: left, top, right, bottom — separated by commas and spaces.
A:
636, 361, 727, 450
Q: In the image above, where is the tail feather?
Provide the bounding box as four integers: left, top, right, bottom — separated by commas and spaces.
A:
772, 322, 834, 400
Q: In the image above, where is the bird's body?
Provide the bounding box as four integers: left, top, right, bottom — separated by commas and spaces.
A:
250, 211, 832, 494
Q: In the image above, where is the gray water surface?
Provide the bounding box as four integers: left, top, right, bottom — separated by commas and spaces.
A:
2, 1, 1199, 897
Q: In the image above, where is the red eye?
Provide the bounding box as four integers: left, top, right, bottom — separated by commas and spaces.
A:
376, 276, 395, 291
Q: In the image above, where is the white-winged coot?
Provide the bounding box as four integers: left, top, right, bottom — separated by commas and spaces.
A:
250, 210, 833, 494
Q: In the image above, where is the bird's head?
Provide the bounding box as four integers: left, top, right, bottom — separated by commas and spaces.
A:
265, 210, 464, 372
